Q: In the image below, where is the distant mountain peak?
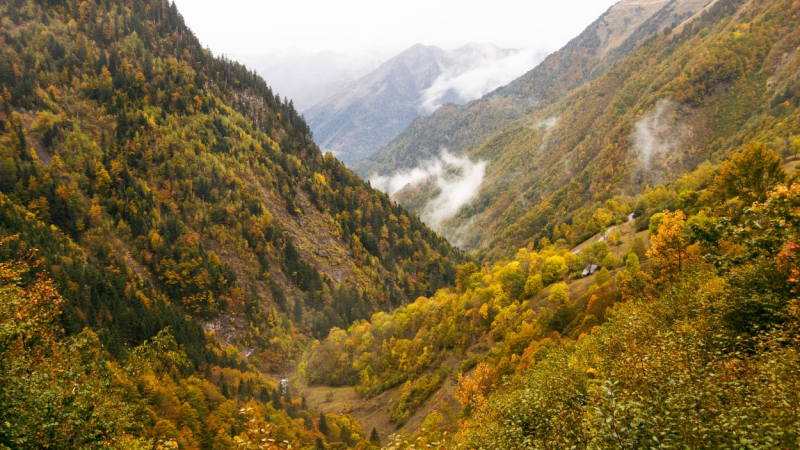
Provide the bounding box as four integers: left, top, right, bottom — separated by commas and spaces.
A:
304, 43, 546, 165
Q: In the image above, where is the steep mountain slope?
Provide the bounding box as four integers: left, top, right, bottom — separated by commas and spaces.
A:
303, 0, 800, 439
354, 0, 800, 264
304, 43, 544, 165
0, 0, 464, 359
0, 1, 466, 447
354, 0, 713, 177
467, 0, 800, 260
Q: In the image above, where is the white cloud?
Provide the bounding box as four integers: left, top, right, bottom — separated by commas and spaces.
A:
370, 151, 487, 229
370, 163, 443, 197
632, 99, 689, 167
535, 116, 559, 130
420, 48, 546, 114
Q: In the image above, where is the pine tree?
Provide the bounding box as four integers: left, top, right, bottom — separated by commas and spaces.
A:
272, 390, 282, 410
259, 387, 270, 402
318, 412, 329, 435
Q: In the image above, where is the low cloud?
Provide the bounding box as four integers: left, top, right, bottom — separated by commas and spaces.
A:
535, 116, 558, 131
370, 151, 487, 229
419, 48, 546, 114
370, 163, 441, 197
633, 99, 688, 167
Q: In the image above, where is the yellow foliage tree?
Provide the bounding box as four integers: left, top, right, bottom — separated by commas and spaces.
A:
647, 210, 690, 280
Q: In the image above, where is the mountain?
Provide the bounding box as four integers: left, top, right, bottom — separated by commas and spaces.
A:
354, 0, 724, 256
304, 43, 546, 165
0, 0, 464, 358
305, 0, 800, 442
4, 0, 800, 447
355, 0, 712, 178
0, 0, 464, 447
239, 50, 384, 112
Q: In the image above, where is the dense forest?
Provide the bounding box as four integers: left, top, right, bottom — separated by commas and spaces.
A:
0, 0, 463, 448
2, 0, 800, 448
310, 139, 800, 448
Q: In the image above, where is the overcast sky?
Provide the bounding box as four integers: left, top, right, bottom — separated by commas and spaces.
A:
172, 0, 621, 58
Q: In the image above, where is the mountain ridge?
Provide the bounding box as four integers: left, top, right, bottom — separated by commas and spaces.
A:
354, 0, 714, 179
354, 0, 723, 257
305, 42, 544, 165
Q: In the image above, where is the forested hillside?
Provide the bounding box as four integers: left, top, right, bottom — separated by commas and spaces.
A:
308, 129, 800, 448
302, 0, 800, 444
0, 0, 462, 363
0, 0, 463, 448
356, 0, 800, 262
354, 0, 712, 177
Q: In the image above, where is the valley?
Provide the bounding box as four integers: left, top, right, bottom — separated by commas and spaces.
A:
0, 0, 799, 449
301, 209, 651, 440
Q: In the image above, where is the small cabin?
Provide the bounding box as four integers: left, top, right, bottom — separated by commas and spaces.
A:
582, 264, 599, 277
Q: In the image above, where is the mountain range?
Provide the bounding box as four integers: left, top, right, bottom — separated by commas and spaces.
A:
304, 43, 547, 165
303, 0, 800, 441
354, 0, 727, 256
2, 0, 800, 448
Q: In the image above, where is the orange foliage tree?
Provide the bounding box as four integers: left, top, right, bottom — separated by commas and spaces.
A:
455, 363, 495, 415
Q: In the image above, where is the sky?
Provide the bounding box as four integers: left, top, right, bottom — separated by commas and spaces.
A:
171, 0, 621, 58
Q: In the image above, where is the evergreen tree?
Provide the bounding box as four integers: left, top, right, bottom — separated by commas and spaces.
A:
318, 412, 329, 435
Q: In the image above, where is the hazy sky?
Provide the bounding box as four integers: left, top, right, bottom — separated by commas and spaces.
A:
172, 0, 621, 57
